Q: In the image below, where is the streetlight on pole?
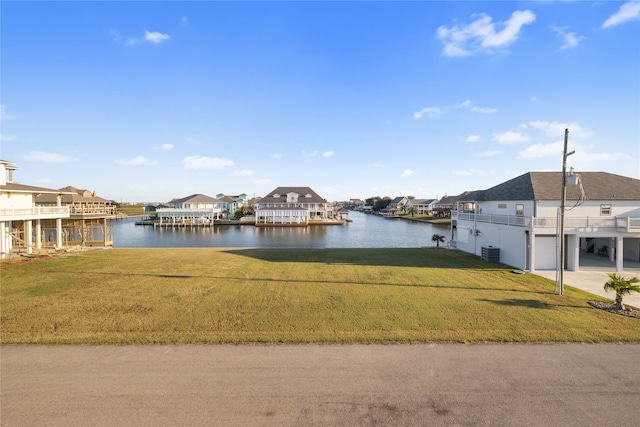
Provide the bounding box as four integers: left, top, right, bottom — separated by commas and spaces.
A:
558, 128, 574, 296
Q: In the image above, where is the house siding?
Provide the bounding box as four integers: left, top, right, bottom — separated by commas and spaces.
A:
452, 171, 640, 273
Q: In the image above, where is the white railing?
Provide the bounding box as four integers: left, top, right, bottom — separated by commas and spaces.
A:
453, 211, 640, 232
533, 216, 640, 231
156, 207, 223, 218
453, 212, 530, 227
70, 205, 117, 215
0, 206, 70, 219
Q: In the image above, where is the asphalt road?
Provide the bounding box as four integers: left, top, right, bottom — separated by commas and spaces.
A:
2, 344, 639, 426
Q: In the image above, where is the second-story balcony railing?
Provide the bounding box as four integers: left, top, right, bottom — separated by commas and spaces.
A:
453, 211, 640, 232
0, 206, 70, 220
453, 212, 531, 227
69, 205, 117, 216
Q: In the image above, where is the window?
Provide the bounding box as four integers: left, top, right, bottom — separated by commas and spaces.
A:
600, 204, 612, 216
515, 204, 524, 216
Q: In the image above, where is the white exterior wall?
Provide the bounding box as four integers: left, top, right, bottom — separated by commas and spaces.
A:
454, 221, 528, 269
455, 197, 640, 272
536, 200, 640, 219
476, 200, 535, 217
1, 192, 35, 210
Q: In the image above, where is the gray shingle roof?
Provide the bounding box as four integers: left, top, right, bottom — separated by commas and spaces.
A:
260, 187, 326, 204
36, 186, 112, 204
169, 194, 222, 205
1, 182, 75, 195
457, 172, 640, 201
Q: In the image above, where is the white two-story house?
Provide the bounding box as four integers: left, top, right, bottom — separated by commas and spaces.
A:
405, 198, 437, 215
0, 160, 73, 258
255, 187, 333, 226
451, 171, 640, 273
156, 194, 226, 224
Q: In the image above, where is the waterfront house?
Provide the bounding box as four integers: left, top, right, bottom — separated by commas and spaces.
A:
36, 186, 115, 247
405, 198, 437, 215
0, 160, 73, 258
255, 187, 334, 226
383, 196, 409, 216
433, 194, 460, 218
216, 193, 248, 216
451, 171, 640, 273
156, 194, 226, 224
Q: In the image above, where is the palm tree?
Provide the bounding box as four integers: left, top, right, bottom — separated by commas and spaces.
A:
431, 234, 445, 249
603, 273, 640, 311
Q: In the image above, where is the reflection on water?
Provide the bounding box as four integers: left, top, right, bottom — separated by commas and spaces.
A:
110, 211, 450, 248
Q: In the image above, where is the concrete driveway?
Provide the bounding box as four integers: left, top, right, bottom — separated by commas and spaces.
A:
534, 269, 640, 309
2, 344, 639, 426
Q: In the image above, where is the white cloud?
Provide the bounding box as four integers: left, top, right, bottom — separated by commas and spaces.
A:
466, 135, 481, 143
0, 104, 15, 120
518, 141, 630, 163
518, 141, 564, 159
471, 106, 497, 113
145, 31, 170, 44
527, 120, 592, 138
602, 0, 640, 28
437, 10, 536, 57
401, 169, 415, 177
116, 155, 158, 166
492, 131, 531, 144
529, 96, 537, 103
551, 26, 584, 50
0, 134, 16, 142
255, 178, 271, 185
109, 29, 122, 43
413, 107, 441, 119
452, 169, 485, 176
231, 169, 255, 176
474, 150, 501, 157
301, 150, 317, 158
456, 100, 472, 108
322, 151, 336, 158
21, 151, 77, 163
181, 16, 189, 25
153, 143, 174, 150
272, 153, 282, 159
111, 29, 171, 46
182, 155, 233, 170
574, 151, 630, 163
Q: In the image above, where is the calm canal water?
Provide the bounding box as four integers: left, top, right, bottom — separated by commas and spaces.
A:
110, 211, 450, 248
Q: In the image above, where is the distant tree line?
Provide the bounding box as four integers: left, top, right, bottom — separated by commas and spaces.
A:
365, 196, 392, 212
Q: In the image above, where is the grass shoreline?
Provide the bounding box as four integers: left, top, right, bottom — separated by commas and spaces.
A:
2, 248, 638, 345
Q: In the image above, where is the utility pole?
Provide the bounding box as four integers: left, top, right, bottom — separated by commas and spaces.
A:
558, 128, 573, 296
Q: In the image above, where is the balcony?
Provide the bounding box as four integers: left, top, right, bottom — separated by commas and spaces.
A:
0, 206, 70, 221
533, 216, 640, 232
452, 211, 640, 232
69, 205, 117, 217
156, 207, 223, 218
453, 211, 531, 227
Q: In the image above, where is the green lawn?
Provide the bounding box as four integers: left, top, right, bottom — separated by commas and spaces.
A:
116, 203, 147, 216
1, 248, 637, 344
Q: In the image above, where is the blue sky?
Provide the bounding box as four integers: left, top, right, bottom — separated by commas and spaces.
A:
2, 0, 639, 203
